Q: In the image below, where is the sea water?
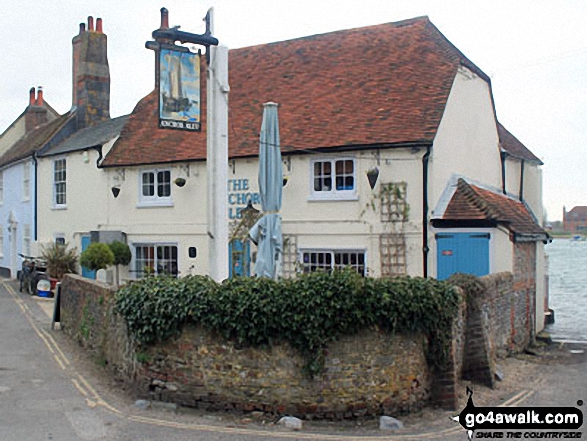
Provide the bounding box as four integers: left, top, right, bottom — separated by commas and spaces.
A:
545, 238, 587, 342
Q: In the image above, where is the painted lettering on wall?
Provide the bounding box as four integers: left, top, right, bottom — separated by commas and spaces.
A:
228, 179, 260, 219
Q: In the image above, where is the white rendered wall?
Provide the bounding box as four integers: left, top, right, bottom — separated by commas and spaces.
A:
36, 141, 116, 267
429, 66, 502, 212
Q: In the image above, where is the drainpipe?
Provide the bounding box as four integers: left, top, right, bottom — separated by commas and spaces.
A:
422, 146, 432, 278
500, 151, 507, 194
519, 159, 525, 202
32, 153, 38, 241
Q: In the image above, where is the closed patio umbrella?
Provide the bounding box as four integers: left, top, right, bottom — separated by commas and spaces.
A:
249, 102, 282, 279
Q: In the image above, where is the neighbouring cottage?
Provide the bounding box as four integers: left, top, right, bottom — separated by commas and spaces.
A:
563, 206, 587, 234
0, 87, 71, 277
0, 16, 114, 279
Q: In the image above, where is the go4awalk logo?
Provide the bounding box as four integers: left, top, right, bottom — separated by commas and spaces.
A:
452, 387, 583, 440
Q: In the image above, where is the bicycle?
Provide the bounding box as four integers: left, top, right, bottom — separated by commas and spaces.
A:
18, 254, 50, 296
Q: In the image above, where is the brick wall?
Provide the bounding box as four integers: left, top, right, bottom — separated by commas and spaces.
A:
60, 274, 438, 418
460, 270, 535, 387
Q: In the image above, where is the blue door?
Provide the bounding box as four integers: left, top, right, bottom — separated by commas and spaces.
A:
436, 232, 490, 280
229, 239, 250, 278
81, 236, 96, 279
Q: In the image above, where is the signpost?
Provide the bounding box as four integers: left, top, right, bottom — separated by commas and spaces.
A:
148, 7, 228, 282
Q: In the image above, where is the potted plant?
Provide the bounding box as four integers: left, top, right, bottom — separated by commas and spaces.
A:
41, 242, 78, 289
108, 241, 132, 285
79, 243, 115, 280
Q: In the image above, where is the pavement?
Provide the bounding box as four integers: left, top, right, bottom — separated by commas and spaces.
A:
0, 277, 585, 440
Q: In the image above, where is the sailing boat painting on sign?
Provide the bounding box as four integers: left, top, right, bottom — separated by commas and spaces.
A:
159, 48, 201, 131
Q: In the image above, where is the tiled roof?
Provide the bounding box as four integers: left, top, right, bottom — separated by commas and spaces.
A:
443, 178, 546, 237
102, 16, 489, 167
40, 115, 129, 157
498, 123, 542, 164
0, 100, 60, 141
567, 206, 587, 215
0, 112, 75, 168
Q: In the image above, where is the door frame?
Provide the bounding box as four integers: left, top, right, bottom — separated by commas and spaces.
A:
432, 227, 494, 279
229, 238, 251, 278
81, 235, 96, 279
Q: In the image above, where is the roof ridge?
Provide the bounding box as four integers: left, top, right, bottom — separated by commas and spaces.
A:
229, 16, 431, 52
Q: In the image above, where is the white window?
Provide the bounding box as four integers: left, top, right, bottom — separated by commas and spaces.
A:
23, 163, 31, 201
300, 249, 366, 276
139, 169, 172, 206
134, 244, 178, 278
23, 224, 31, 256
0, 171, 3, 205
53, 158, 67, 207
309, 158, 356, 200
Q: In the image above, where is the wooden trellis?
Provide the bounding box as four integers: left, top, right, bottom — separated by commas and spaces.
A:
379, 182, 408, 276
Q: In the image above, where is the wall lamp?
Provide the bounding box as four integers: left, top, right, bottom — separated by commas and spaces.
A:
111, 186, 121, 198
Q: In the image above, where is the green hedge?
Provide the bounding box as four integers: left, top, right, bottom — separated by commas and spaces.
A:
115, 270, 461, 375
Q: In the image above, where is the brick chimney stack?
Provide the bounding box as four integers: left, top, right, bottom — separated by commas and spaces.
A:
25, 87, 48, 132
72, 16, 110, 129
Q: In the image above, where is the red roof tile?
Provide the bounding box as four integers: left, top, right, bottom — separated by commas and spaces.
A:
498, 123, 541, 164
102, 17, 489, 167
443, 179, 546, 237
567, 206, 587, 215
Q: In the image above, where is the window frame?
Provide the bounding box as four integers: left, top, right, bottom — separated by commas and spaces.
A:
54, 234, 66, 246
23, 162, 31, 202
132, 243, 179, 278
299, 248, 367, 276
53, 157, 67, 208
138, 168, 173, 207
23, 224, 31, 256
308, 157, 358, 201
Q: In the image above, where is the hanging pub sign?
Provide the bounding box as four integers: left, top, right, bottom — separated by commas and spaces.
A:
159, 48, 201, 131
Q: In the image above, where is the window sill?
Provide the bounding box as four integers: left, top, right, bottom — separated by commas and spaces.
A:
51, 205, 68, 210
307, 192, 358, 202
136, 200, 174, 208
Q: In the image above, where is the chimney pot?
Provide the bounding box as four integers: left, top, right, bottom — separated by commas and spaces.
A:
88, 16, 94, 31
79, 23, 86, 34
160, 8, 169, 29
36, 87, 44, 106
96, 18, 103, 33
29, 87, 36, 106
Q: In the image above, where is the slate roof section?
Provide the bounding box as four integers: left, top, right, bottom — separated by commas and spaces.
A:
102, 16, 492, 167
39, 115, 129, 157
0, 111, 75, 168
443, 178, 547, 238
498, 123, 542, 164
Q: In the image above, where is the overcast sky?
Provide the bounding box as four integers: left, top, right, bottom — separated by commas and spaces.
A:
1, 0, 585, 221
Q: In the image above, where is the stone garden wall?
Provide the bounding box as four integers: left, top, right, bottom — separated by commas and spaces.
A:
59, 270, 535, 419
59, 274, 434, 418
